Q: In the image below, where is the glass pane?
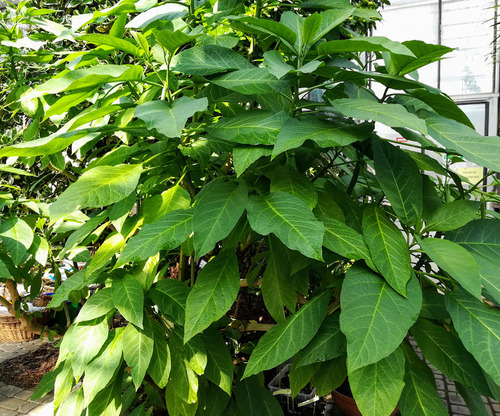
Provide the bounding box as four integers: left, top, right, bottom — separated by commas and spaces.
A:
458, 103, 487, 135
440, 0, 495, 95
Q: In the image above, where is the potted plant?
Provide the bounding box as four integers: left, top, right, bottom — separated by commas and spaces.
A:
1, 0, 500, 414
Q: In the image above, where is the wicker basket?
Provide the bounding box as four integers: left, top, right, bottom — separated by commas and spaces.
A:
0, 314, 37, 343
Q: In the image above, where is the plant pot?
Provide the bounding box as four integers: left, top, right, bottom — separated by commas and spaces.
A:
332, 390, 398, 416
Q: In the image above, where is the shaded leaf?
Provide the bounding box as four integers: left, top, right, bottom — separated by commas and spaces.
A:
148, 279, 189, 325
0, 217, 33, 265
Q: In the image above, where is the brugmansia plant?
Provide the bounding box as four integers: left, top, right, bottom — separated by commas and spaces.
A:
1, 0, 500, 414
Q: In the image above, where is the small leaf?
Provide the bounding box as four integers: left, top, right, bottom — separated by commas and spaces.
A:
331, 98, 427, 135
247, 192, 324, 261
263, 50, 293, 79
0, 217, 34, 265
425, 200, 480, 231
446, 290, 500, 386
350, 348, 405, 416
184, 250, 240, 342
373, 138, 423, 225
340, 265, 421, 372
135, 97, 208, 138
193, 179, 247, 257
171, 45, 253, 75
243, 291, 330, 379
362, 205, 412, 296
212, 68, 290, 95
76, 288, 115, 323
123, 320, 154, 390
417, 237, 482, 300
49, 164, 142, 222
112, 274, 144, 329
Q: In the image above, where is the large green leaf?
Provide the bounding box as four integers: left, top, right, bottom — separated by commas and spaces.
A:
135, 97, 208, 138
242, 290, 330, 379
75, 288, 115, 323
331, 98, 428, 135
447, 219, 500, 268
171, 45, 253, 76
322, 216, 371, 261
234, 376, 284, 416
193, 179, 247, 257
399, 342, 449, 416
27, 65, 143, 98
59, 317, 110, 379
339, 265, 421, 372
307, 8, 354, 46
122, 320, 154, 390
116, 209, 193, 267
272, 117, 370, 157
206, 111, 289, 146
389, 40, 454, 76
294, 312, 346, 367
112, 274, 144, 329
49, 164, 142, 222
425, 200, 480, 232
200, 328, 234, 395
147, 319, 171, 389
422, 111, 500, 171
446, 290, 500, 386
246, 192, 324, 261
350, 348, 405, 416
184, 250, 240, 342
143, 184, 191, 225
83, 329, 124, 406
212, 68, 290, 95
411, 318, 492, 396
318, 37, 415, 57
269, 165, 318, 210
362, 205, 412, 296
417, 237, 482, 300
261, 236, 296, 323
0, 217, 34, 265
148, 279, 189, 325
78, 34, 142, 57
373, 138, 423, 225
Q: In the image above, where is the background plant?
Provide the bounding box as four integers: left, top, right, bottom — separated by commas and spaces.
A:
1, 0, 500, 415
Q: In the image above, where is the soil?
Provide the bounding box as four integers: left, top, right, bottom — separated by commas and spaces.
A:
0, 343, 59, 389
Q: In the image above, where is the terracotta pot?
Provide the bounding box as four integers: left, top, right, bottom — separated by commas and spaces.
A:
332, 390, 398, 416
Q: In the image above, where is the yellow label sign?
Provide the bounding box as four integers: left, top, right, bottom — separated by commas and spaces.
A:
456, 167, 483, 183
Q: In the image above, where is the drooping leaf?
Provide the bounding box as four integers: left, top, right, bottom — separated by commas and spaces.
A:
206, 111, 289, 146
234, 376, 284, 416
340, 265, 421, 372
233, 146, 272, 176
148, 279, 189, 325
446, 290, 500, 386
322, 216, 371, 261
411, 318, 492, 396
200, 328, 234, 395
425, 200, 480, 232
417, 237, 482, 300
307, 8, 354, 46
171, 45, 253, 75
373, 138, 423, 225
294, 312, 346, 368
83, 329, 124, 406
273, 117, 370, 157
122, 320, 154, 390
289, 361, 321, 397
331, 98, 428, 135
184, 250, 240, 342
112, 274, 144, 329
143, 185, 191, 224
399, 342, 449, 416
350, 348, 405, 416
116, 209, 193, 267
193, 179, 247, 257
86, 232, 125, 277
246, 192, 325, 261
48, 270, 87, 308
76, 288, 115, 323
310, 355, 347, 397
319, 37, 415, 57
147, 319, 171, 389
263, 50, 294, 79
0, 217, 34, 265
456, 383, 490, 416
243, 290, 330, 379
212, 68, 290, 95
135, 97, 208, 138
362, 205, 412, 296
49, 164, 142, 222
56, 387, 85, 416
422, 110, 500, 172
78, 33, 142, 57
261, 236, 296, 323
154, 29, 193, 54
